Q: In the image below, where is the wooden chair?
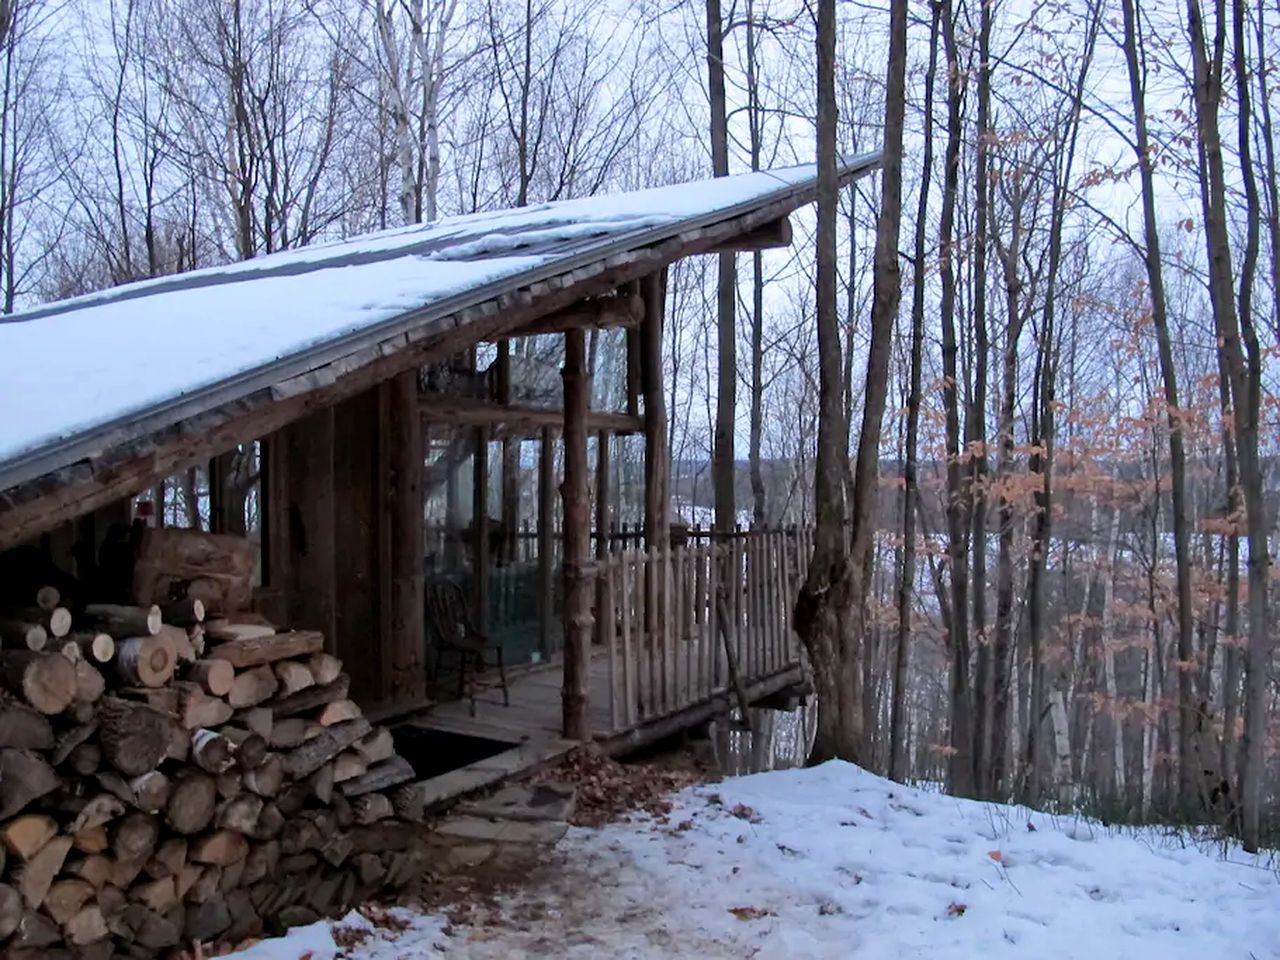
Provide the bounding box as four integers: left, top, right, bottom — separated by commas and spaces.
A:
425, 578, 510, 716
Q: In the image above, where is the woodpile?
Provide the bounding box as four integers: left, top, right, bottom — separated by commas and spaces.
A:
0, 530, 429, 958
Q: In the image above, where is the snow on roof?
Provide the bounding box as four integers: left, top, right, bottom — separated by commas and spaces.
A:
0, 156, 879, 490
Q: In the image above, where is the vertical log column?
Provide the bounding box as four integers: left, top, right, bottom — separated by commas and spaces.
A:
538, 426, 556, 658
382, 370, 426, 705
561, 329, 593, 740
595, 430, 611, 650
497, 340, 519, 565
641, 271, 670, 640
472, 427, 491, 633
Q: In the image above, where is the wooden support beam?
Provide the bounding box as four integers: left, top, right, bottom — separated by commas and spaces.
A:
503, 292, 643, 339
497, 342, 518, 566
594, 430, 611, 651
382, 370, 426, 705
538, 427, 555, 659
420, 398, 643, 435
472, 427, 490, 633
560, 329, 592, 740
641, 271, 670, 550
704, 216, 793, 253
279, 409, 336, 646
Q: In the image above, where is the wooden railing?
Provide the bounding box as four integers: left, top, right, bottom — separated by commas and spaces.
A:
595, 527, 813, 733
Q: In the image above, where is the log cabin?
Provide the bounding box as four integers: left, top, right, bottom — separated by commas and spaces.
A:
0, 156, 881, 802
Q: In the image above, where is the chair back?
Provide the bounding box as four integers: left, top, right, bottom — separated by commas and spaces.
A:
425, 577, 474, 647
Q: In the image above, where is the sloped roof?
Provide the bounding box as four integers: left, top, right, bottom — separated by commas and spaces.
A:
0, 154, 880, 538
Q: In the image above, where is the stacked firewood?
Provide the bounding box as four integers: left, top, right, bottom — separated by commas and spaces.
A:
0, 529, 429, 958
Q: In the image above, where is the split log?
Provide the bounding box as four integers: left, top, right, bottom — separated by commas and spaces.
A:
0, 749, 60, 819
242, 841, 278, 885
215, 795, 262, 835
57, 639, 81, 662
127, 771, 172, 814
311, 764, 334, 805
184, 895, 231, 941
67, 743, 101, 777
187, 659, 233, 697
68, 795, 125, 834
190, 830, 248, 867
15, 834, 71, 908
12, 909, 59, 947
239, 706, 273, 738
351, 794, 393, 825
307, 652, 342, 686
159, 597, 205, 627
112, 812, 159, 863
97, 698, 168, 776
65, 854, 110, 889
191, 729, 233, 774
0, 651, 76, 714
175, 683, 234, 730
0, 692, 54, 750
72, 825, 107, 854
332, 751, 368, 783
44, 878, 94, 926
215, 769, 243, 800
274, 660, 314, 696
242, 754, 284, 799
271, 674, 350, 718
158, 624, 195, 663
267, 718, 310, 749
146, 837, 187, 880
340, 756, 414, 797
0, 883, 20, 939
114, 634, 175, 688
81, 604, 161, 638
67, 632, 114, 664
0, 814, 57, 860
175, 863, 202, 900
316, 699, 361, 726
0, 620, 47, 652
221, 727, 267, 769
355, 727, 396, 765
165, 772, 217, 835
251, 803, 284, 841
209, 631, 324, 669
282, 718, 371, 780
131, 875, 178, 914
73, 661, 105, 704
228, 665, 278, 709
65, 904, 109, 946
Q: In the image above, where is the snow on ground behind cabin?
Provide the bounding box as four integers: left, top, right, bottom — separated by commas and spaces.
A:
253, 762, 1280, 959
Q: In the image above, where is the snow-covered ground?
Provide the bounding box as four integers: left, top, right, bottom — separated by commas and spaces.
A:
250, 762, 1280, 959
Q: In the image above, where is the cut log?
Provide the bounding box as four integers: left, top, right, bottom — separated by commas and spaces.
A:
184, 895, 231, 941
68, 795, 125, 834
131, 527, 255, 613
340, 756, 415, 798
14, 834, 71, 908
307, 652, 342, 686
351, 793, 393, 825
44, 878, 94, 925
316, 698, 362, 726
311, 763, 335, 805
158, 623, 195, 663
114, 634, 175, 688
267, 718, 310, 749
175, 862, 202, 900
175, 683, 234, 730
0, 692, 54, 750
45, 606, 72, 639
283, 718, 371, 780
65, 904, 109, 946
271, 674, 350, 718
0, 814, 57, 860
239, 706, 273, 738
191, 729, 233, 774
67, 743, 101, 776
12, 909, 59, 947
215, 769, 242, 799
97, 698, 169, 776
216, 795, 263, 834
72, 826, 107, 854
189, 624, 207, 657
186, 659, 234, 697
0, 883, 21, 939
146, 837, 187, 880
0, 651, 76, 714
112, 812, 159, 863
355, 727, 396, 765
58, 638, 82, 662
209, 631, 324, 669
35, 586, 60, 612
165, 772, 217, 835
190, 830, 248, 867
274, 660, 314, 696
251, 802, 285, 841
132, 875, 178, 914
222, 727, 267, 769
242, 840, 279, 885
242, 754, 284, 799
228, 664, 279, 708
65, 854, 111, 888
0, 620, 47, 652
0, 749, 60, 819
159, 597, 205, 627
127, 771, 172, 814
52, 723, 98, 769
73, 661, 105, 704
332, 751, 368, 783
68, 632, 114, 664
82, 604, 161, 638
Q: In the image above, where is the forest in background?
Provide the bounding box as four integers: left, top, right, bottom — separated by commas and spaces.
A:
0, 0, 1277, 846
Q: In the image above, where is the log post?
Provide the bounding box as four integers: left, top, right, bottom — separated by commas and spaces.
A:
382, 370, 426, 705
538, 426, 555, 658
471, 426, 490, 633
641, 270, 670, 637
561, 329, 592, 740
594, 430, 611, 651
497, 340, 519, 567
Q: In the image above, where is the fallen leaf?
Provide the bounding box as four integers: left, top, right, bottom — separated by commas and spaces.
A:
946, 902, 967, 918
988, 850, 1003, 863
729, 906, 776, 921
